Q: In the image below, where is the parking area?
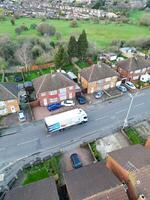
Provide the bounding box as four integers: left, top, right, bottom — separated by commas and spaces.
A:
60, 145, 94, 173
96, 132, 130, 159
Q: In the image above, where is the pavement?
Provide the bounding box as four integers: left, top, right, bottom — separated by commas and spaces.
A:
0, 88, 150, 189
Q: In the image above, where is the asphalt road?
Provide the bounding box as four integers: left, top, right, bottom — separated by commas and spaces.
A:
0, 89, 150, 168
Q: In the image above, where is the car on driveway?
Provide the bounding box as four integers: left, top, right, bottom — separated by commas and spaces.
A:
61, 99, 75, 107
47, 103, 64, 111
70, 153, 82, 169
94, 90, 104, 99
18, 111, 26, 122
124, 81, 136, 90
76, 95, 87, 104
116, 85, 127, 92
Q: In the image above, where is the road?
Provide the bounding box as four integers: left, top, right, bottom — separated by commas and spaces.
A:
0, 89, 150, 167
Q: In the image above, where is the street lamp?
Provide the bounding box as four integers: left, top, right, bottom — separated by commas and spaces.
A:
123, 92, 137, 129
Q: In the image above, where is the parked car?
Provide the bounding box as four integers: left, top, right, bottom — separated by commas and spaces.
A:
94, 90, 104, 99
70, 153, 82, 169
47, 103, 64, 111
18, 111, 26, 122
116, 85, 127, 93
14, 75, 23, 82
76, 95, 87, 104
124, 81, 136, 90
61, 99, 75, 107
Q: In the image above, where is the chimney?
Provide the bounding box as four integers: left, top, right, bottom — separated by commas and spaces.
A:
138, 194, 146, 200
145, 136, 150, 149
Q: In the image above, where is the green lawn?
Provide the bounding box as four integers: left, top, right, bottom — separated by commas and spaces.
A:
23, 156, 61, 185
129, 9, 145, 24
124, 127, 145, 145
0, 17, 150, 48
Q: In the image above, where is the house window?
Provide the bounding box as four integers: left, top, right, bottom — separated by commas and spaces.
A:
41, 92, 46, 97
49, 90, 57, 95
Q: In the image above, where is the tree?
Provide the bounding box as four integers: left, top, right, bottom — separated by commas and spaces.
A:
15, 27, 22, 35
0, 57, 7, 71
147, 0, 150, 7
55, 32, 61, 40
15, 43, 32, 71
54, 45, 69, 70
10, 16, 16, 26
37, 23, 56, 36
77, 30, 88, 60
70, 19, 78, 28
68, 36, 78, 58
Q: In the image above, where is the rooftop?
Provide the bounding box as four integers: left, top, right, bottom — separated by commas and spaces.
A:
64, 162, 125, 200
117, 56, 150, 71
4, 178, 59, 200
109, 144, 150, 170
33, 72, 76, 94
79, 63, 118, 82
0, 83, 18, 101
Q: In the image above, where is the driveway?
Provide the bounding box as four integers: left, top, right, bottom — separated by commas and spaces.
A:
61, 145, 94, 173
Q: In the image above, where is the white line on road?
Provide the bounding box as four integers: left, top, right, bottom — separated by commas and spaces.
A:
17, 138, 38, 146
134, 103, 144, 108
95, 116, 108, 121
116, 109, 127, 114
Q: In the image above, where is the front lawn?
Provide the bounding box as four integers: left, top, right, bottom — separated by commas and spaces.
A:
124, 127, 145, 145
23, 156, 61, 185
89, 142, 102, 161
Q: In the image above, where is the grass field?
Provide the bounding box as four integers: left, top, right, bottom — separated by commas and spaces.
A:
124, 127, 145, 145
23, 156, 61, 185
129, 9, 145, 24
0, 14, 149, 48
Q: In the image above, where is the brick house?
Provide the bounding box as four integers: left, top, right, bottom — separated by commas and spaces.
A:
64, 162, 129, 200
106, 144, 150, 200
117, 56, 150, 81
5, 178, 59, 200
78, 63, 118, 94
33, 72, 78, 106
0, 83, 20, 116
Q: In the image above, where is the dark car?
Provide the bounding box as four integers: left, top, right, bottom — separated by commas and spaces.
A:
47, 103, 64, 111
70, 153, 82, 169
76, 95, 87, 105
14, 75, 23, 82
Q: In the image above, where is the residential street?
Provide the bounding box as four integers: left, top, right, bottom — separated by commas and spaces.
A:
0, 88, 150, 169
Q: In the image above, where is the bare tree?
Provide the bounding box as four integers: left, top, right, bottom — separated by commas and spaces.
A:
15, 43, 32, 71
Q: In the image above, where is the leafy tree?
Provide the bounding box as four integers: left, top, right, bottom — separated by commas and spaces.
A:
37, 23, 56, 36
10, 16, 16, 25
77, 30, 88, 60
70, 19, 78, 28
146, 0, 150, 7
68, 36, 78, 58
0, 57, 7, 70
54, 45, 69, 70
15, 27, 22, 35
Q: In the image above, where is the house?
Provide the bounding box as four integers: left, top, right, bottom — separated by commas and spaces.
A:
106, 144, 150, 200
0, 83, 20, 116
117, 56, 150, 81
78, 63, 118, 94
33, 72, 78, 106
120, 47, 137, 58
64, 162, 129, 200
4, 178, 59, 200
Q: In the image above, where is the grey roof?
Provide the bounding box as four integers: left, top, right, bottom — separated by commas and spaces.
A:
117, 56, 150, 71
79, 63, 118, 82
33, 72, 76, 94
64, 162, 122, 200
109, 144, 150, 170
0, 83, 18, 100
5, 178, 59, 200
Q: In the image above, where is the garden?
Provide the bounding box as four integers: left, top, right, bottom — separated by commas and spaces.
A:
89, 142, 102, 161
23, 155, 61, 185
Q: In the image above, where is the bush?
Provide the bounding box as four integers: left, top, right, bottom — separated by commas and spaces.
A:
140, 13, 150, 26
70, 20, 78, 28
128, 37, 150, 49
15, 27, 22, 35
30, 23, 37, 29
37, 23, 56, 36
20, 24, 29, 31
55, 32, 61, 40
90, 142, 102, 161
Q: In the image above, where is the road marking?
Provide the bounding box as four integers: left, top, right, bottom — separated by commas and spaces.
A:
17, 138, 38, 146
134, 103, 144, 108
95, 116, 108, 121
116, 109, 127, 114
